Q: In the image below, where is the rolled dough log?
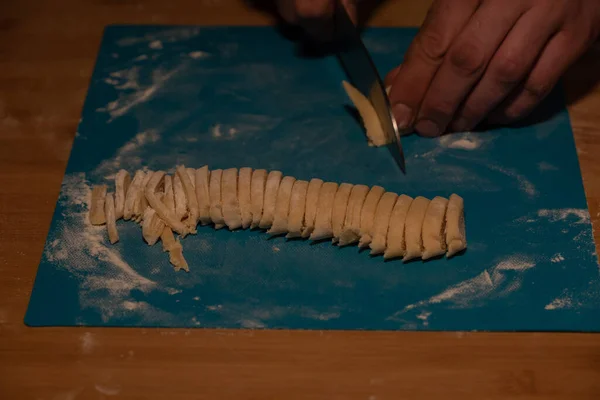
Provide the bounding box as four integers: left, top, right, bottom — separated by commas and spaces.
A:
422, 196, 449, 260
250, 169, 267, 229
286, 180, 309, 239
331, 183, 353, 243
222, 168, 243, 230
259, 170, 283, 229
384, 194, 413, 260
238, 167, 253, 229
358, 185, 385, 248
209, 169, 226, 229
90, 184, 108, 225
403, 196, 430, 262
446, 194, 467, 257
338, 184, 369, 246
369, 191, 398, 255
301, 178, 324, 238
195, 166, 211, 225
269, 176, 296, 236
310, 182, 339, 241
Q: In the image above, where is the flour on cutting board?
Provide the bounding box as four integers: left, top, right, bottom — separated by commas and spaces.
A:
388, 255, 536, 324
98, 66, 183, 121
43, 173, 181, 323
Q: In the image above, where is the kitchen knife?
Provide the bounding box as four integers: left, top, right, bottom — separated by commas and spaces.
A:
333, 0, 406, 173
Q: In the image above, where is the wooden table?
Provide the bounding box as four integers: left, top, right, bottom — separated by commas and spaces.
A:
1, 1, 600, 398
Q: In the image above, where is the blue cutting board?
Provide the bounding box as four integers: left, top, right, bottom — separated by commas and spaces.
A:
25, 26, 600, 331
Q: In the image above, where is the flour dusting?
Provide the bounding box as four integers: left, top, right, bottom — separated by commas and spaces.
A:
148, 40, 163, 50
439, 132, 483, 150
487, 164, 537, 197
538, 208, 590, 224
545, 295, 573, 310
388, 255, 536, 320
94, 130, 160, 178
43, 173, 161, 322
98, 66, 182, 121
189, 51, 210, 59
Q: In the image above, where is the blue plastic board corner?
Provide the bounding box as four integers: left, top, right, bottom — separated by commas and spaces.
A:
25, 26, 600, 331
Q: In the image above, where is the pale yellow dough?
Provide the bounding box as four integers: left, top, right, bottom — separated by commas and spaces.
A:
238, 167, 253, 229
358, 185, 385, 248
90, 185, 108, 225
446, 194, 467, 257
114, 169, 131, 220
369, 191, 398, 255
331, 183, 353, 243
250, 169, 267, 229
301, 178, 324, 238
259, 170, 283, 229
422, 196, 449, 260
310, 182, 339, 241
383, 194, 413, 260
221, 168, 243, 230
342, 81, 390, 147
286, 180, 309, 239
268, 176, 296, 236
403, 196, 430, 262
104, 192, 119, 244
209, 169, 226, 229
195, 166, 211, 225
338, 184, 369, 246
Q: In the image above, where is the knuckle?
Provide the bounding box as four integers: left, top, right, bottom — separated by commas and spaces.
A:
421, 99, 455, 122
523, 81, 552, 101
449, 41, 486, 77
294, 0, 331, 19
493, 56, 526, 87
416, 29, 448, 63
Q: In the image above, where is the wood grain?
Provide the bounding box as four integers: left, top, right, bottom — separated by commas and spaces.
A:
1, 1, 600, 398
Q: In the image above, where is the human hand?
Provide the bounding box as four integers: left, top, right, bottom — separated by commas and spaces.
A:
385, 0, 600, 136
276, 0, 358, 37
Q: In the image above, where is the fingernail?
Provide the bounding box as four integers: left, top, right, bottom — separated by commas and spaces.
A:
393, 103, 413, 130
415, 119, 441, 137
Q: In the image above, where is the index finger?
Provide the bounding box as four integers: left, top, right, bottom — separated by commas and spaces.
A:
387, 0, 480, 131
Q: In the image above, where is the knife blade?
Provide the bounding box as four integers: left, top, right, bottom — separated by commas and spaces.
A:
333, 1, 406, 173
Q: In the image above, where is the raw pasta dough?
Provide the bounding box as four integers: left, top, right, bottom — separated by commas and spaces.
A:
422, 196, 449, 260
342, 81, 390, 147
96, 164, 468, 273
221, 168, 243, 230
310, 182, 339, 241
403, 196, 430, 261
369, 191, 398, 255
286, 180, 309, 239
301, 178, 324, 238
269, 176, 296, 236
384, 194, 413, 260
90, 185, 107, 225
445, 194, 467, 257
